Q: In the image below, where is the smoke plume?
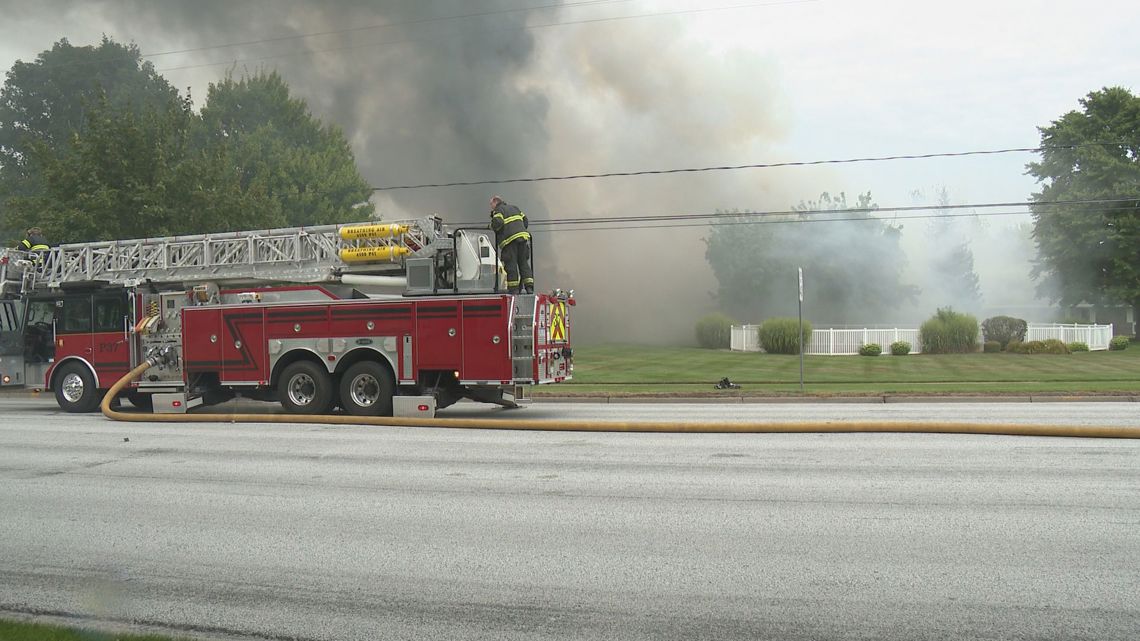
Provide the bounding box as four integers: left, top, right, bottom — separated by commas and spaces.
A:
1, 0, 800, 343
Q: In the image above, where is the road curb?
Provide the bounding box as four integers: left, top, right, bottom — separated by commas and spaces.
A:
532, 395, 1139, 404
4, 390, 1137, 404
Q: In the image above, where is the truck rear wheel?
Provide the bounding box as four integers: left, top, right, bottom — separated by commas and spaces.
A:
54, 362, 101, 413
339, 361, 394, 416
278, 361, 335, 414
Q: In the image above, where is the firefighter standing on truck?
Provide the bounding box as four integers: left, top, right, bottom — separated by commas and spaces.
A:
16, 227, 49, 253
489, 195, 534, 294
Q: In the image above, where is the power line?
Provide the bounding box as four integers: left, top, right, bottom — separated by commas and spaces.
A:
524, 198, 1132, 226
373, 142, 1132, 191
546, 209, 1035, 232
155, 0, 815, 73
448, 196, 1138, 230
541, 205, 1139, 233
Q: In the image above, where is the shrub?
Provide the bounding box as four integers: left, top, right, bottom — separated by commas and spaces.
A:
983, 340, 1001, 353
758, 317, 812, 354
859, 343, 882, 356
1010, 340, 1047, 354
1042, 338, 1070, 354
1068, 342, 1089, 352
695, 313, 734, 349
1110, 336, 1130, 351
890, 340, 911, 356
1005, 339, 1021, 352
981, 315, 1028, 349
919, 307, 979, 354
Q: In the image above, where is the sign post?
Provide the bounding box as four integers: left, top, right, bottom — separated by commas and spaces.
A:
798, 267, 804, 393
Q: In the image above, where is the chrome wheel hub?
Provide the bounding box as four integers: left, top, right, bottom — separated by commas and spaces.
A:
349, 373, 380, 408
62, 372, 85, 403
287, 373, 317, 406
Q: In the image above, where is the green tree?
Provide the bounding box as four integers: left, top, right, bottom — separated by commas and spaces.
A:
195, 71, 373, 226
1029, 87, 1140, 324
705, 192, 917, 323
5, 91, 192, 242
0, 37, 182, 236
1, 40, 374, 243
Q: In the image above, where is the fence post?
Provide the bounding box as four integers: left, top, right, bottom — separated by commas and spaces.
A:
829, 328, 834, 355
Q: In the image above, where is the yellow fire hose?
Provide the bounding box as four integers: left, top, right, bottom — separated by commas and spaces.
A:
101, 360, 1140, 438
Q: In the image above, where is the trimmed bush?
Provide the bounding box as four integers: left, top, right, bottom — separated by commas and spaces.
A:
1042, 338, 1070, 354
919, 307, 979, 354
695, 313, 734, 349
1012, 339, 1044, 353
1068, 342, 1089, 352
1110, 336, 1130, 351
1005, 339, 1021, 352
981, 315, 1028, 349
890, 341, 911, 356
758, 317, 812, 355
859, 343, 882, 356
983, 340, 1001, 353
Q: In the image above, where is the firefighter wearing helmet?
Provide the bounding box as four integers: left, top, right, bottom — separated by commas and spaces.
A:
17, 227, 49, 252
489, 195, 533, 294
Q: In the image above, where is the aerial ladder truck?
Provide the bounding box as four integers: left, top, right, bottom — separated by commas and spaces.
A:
0, 217, 573, 416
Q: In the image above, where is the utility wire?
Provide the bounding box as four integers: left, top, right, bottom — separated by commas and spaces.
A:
449, 197, 1138, 230
156, 0, 815, 73
518, 197, 1139, 227
541, 206, 1140, 233
549, 210, 1034, 232
376, 142, 1132, 191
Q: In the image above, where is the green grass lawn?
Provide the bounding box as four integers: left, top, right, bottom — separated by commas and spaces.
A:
534, 344, 1140, 396
0, 619, 185, 641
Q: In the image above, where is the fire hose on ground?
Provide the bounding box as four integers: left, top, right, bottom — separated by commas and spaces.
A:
101, 358, 1140, 439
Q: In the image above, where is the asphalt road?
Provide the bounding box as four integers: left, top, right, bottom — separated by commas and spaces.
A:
1, 397, 1139, 640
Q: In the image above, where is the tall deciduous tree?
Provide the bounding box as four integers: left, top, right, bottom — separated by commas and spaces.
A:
1029, 87, 1140, 325
704, 192, 918, 323
1, 39, 374, 244
7, 91, 193, 241
195, 72, 373, 227
0, 37, 181, 236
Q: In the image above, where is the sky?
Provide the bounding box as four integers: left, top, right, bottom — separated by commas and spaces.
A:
0, 0, 1135, 342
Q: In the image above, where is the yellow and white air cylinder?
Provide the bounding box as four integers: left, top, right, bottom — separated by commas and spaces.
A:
338, 223, 409, 241
339, 245, 411, 263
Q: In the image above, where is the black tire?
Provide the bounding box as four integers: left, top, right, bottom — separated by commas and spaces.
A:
277, 360, 335, 414
126, 391, 154, 412
338, 361, 395, 416
53, 362, 101, 413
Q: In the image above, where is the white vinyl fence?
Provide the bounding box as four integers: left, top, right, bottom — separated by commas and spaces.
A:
1025, 323, 1113, 351
730, 323, 1113, 355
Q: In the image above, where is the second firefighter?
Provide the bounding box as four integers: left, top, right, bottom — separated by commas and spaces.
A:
489, 195, 534, 294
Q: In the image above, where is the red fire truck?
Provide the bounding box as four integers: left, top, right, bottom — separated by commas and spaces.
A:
0, 216, 573, 416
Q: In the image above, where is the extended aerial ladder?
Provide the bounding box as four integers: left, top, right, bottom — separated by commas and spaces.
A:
0, 215, 501, 295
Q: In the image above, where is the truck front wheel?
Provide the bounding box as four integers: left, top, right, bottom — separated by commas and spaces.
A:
54, 362, 101, 413
339, 361, 394, 416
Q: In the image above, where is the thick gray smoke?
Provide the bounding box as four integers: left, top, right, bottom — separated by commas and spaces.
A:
2, 1, 1048, 343
1, 0, 799, 344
